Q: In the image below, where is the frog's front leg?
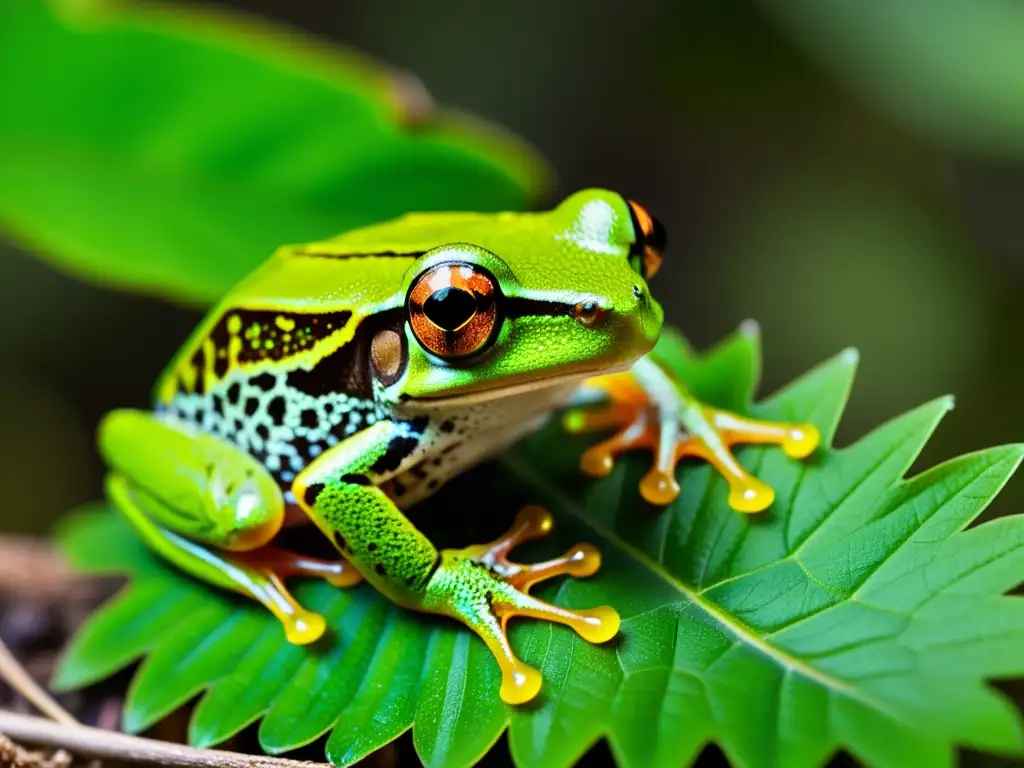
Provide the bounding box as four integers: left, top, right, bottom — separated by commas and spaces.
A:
294, 420, 619, 705
99, 410, 363, 645
565, 351, 820, 512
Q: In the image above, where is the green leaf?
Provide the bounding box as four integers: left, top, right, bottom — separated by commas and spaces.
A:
0, 0, 549, 305
55, 328, 1024, 767
760, 0, 1024, 159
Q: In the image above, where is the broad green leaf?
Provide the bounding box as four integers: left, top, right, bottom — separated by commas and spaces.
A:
760, 0, 1024, 159
55, 328, 1024, 767
0, 0, 549, 305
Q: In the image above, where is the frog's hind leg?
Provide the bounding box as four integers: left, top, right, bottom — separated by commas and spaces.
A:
106, 474, 359, 644
565, 355, 819, 512
99, 409, 361, 645
230, 545, 363, 588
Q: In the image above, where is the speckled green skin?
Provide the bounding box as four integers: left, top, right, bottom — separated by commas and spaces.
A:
295, 420, 440, 606
98, 189, 662, 691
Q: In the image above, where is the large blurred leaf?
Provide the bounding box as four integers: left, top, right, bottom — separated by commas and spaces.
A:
0, 0, 549, 305
761, 0, 1024, 158
55, 328, 1024, 767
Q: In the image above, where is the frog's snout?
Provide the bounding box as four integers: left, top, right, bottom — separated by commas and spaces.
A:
640, 285, 665, 343
572, 282, 662, 370
621, 281, 663, 349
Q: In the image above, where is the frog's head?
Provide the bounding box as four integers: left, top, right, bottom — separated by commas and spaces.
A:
376, 188, 666, 404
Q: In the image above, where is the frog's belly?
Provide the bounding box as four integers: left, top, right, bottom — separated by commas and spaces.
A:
386, 380, 577, 510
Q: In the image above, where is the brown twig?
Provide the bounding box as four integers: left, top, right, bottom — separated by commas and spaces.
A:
0, 711, 330, 768
0, 638, 77, 726
0, 538, 331, 766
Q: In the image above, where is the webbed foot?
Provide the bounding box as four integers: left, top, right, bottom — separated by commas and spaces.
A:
422, 506, 618, 704
565, 361, 819, 512
232, 545, 365, 644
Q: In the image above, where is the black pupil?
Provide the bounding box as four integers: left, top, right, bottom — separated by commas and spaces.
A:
423, 287, 477, 331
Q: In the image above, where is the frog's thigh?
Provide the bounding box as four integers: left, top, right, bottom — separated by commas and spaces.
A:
105, 473, 328, 644
100, 409, 335, 644
98, 408, 283, 550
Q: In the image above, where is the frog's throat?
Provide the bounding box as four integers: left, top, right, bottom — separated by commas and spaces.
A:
403, 362, 633, 408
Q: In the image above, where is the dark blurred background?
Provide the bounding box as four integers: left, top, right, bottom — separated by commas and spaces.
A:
2, 0, 1023, 536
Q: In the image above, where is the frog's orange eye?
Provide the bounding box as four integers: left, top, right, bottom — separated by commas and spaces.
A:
408, 262, 501, 359
627, 199, 667, 280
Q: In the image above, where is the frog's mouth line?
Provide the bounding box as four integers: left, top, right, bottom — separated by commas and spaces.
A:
402, 361, 634, 408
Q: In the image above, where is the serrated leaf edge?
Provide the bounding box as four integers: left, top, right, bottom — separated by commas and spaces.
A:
502, 452, 900, 719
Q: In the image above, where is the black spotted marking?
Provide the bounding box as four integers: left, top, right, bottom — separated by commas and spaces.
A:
340, 473, 370, 486
217, 309, 352, 366
440, 420, 455, 434
333, 531, 347, 552
291, 436, 312, 458
374, 563, 387, 576
181, 312, 351, 397
213, 349, 230, 379
267, 396, 286, 424
374, 439, 419, 476
186, 349, 208, 395
367, 542, 378, 552
166, 312, 391, 497
304, 482, 325, 508
287, 323, 369, 399
287, 309, 404, 401
370, 416, 429, 474
251, 372, 277, 391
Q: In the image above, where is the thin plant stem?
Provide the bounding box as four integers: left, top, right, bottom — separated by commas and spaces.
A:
0, 638, 78, 726
0, 710, 330, 768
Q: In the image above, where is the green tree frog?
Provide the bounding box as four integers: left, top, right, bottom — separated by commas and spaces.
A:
98, 189, 819, 704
